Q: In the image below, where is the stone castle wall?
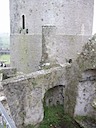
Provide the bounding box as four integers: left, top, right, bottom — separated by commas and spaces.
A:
10, 0, 94, 73
2, 35, 96, 127
2, 66, 67, 128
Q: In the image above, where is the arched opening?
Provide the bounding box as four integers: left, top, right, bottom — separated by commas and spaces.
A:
44, 85, 64, 106
39, 85, 82, 128
41, 85, 65, 127
0, 0, 10, 67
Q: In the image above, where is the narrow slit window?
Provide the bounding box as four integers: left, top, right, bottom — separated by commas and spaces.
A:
22, 15, 25, 29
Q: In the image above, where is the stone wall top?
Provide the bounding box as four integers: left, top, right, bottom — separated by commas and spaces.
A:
2, 66, 66, 85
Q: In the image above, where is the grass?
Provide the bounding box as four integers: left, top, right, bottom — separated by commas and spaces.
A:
39, 105, 64, 128
25, 105, 82, 128
0, 54, 10, 64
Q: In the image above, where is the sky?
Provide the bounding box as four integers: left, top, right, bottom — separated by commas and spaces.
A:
93, 0, 96, 34
0, 0, 10, 34
0, 0, 96, 34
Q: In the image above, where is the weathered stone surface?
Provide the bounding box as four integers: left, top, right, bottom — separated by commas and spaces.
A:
2, 34, 96, 127
10, 0, 94, 73
2, 66, 67, 127
64, 35, 96, 118
75, 118, 96, 128
0, 81, 12, 119
41, 26, 57, 67
1, 0, 95, 127
0, 67, 17, 80
75, 70, 96, 117
0, 68, 16, 118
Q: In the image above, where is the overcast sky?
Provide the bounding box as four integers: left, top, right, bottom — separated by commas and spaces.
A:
93, 0, 96, 34
0, 0, 96, 34
0, 0, 10, 34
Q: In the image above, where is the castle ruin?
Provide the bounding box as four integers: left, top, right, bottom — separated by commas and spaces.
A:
10, 0, 94, 73
1, 0, 96, 128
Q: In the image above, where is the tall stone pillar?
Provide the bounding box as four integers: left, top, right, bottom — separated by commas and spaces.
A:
41, 26, 57, 68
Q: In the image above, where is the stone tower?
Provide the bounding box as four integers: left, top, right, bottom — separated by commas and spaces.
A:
10, 0, 94, 73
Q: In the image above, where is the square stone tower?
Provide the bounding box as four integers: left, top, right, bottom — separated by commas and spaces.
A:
10, 0, 94, 73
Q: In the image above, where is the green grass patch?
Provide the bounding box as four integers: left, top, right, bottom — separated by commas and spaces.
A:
0, 54, 10, 64
25, 105, 82, 128
39, 105, 64, 128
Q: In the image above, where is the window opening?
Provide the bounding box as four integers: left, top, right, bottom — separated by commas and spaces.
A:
22, 15, 25, 29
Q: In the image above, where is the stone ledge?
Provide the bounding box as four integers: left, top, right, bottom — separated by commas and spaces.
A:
75, 118, 96, 128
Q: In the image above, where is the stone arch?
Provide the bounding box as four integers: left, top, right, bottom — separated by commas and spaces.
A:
41, 85, 65, 126
43, 85, 65, 107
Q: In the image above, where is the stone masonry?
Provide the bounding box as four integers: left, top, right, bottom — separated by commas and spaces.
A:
1, 0, 96, 128
2, 34, 96, 128
2, 66, 67, 128
10, 0, 94, 73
